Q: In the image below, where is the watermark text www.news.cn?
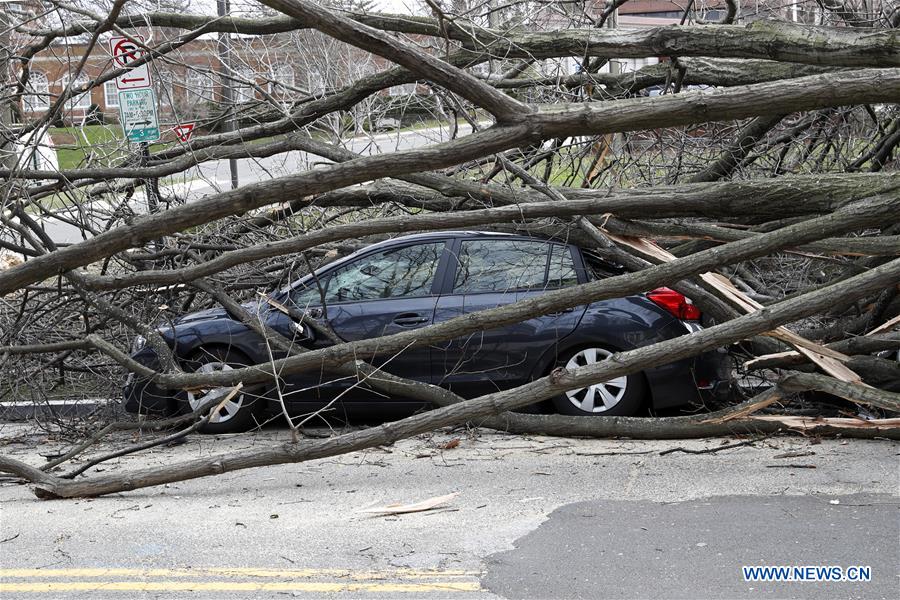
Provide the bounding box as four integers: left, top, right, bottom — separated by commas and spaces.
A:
742, 565, 871, 582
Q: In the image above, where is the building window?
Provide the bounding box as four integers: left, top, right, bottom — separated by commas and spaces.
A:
232, 67, 256, 103
387, 82, 416, 96
268, 64, 295, 93
307, 68, 325, 95
154, 70, 176, 111
104, 80, 119, 108
23, 71, 50, 112
62, 73, 91, 110
184, 71, 212, 104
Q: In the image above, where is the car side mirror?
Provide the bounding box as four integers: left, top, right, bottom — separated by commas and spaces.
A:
292, 320, 315, 343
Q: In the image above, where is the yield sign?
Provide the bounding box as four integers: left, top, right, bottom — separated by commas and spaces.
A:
173, 123, 196, 142
109, 35, 152, 90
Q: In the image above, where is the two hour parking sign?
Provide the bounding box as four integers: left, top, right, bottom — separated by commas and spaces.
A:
109, 36, 159, 142
119, 89, 160, 143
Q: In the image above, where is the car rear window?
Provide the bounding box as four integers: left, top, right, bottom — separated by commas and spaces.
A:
548, 244, 579, 288
583, 251, 626, 280
451, 240, 578, 293
453, 240, 548, 293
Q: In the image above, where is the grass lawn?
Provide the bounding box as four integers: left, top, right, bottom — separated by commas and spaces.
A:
49, 117, 477, 171
50, 124, 168, 170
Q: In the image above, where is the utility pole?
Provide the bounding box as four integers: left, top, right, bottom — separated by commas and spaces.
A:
217, 0, 239, 190
0, 1, 17, 184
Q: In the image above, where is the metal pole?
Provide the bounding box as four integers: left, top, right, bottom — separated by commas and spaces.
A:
217, 0, 239, 190
0, 3, 16, 184
141, 142, 160, 213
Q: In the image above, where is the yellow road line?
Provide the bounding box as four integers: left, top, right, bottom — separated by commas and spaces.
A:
0, 580, 481, 593
0, 567, 479, 579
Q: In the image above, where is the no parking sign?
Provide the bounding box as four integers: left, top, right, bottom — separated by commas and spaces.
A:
109, 35, 153, 90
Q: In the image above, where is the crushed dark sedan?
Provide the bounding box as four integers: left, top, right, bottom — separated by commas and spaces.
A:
125, 231, 731, 432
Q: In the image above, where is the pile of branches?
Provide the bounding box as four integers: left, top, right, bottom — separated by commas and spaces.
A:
0, 0, 898, 499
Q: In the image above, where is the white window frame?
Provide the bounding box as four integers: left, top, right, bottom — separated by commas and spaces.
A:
232, 67, 256, 104
103, 80, 119, 108
268, 65, 295, 93
387, 82, 416, 96
62, 73, 91, 110
23, 71, 50, 112
184, 71, 211, 104
307, 68, 325, 95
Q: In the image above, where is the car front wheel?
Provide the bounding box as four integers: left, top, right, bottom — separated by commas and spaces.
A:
183, 348, 264, 433
552, 346, 647, 416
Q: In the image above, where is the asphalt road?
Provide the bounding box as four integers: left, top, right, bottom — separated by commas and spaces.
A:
0, 424, 897, 599
484, 494, 898, 599
189, 122, 475, 198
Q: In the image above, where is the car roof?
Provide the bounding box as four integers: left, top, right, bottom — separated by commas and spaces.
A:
365, 230, 516, 249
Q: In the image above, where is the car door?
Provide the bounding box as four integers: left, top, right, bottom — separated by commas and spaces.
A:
432, 238, 586, 398
281, 240, 448, 402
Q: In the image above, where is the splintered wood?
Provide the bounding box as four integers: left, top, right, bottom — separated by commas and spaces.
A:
600, 231, 865, 384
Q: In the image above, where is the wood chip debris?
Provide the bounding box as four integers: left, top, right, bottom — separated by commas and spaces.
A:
358, 492, 459, 515
773, 450, 816, 459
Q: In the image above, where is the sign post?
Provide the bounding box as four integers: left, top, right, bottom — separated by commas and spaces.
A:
109, 35, 161, 212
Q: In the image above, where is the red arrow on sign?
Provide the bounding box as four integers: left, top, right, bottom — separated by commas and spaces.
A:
120, 77, 147, 84
173, 123, 196, 142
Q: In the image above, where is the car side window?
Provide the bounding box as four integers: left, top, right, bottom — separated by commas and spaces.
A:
452, 240, 550, 293
291, 242, 444, 306
548, 244, 579, 288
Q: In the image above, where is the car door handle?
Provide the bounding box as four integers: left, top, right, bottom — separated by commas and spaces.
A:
548, 308, 575, 316
393, 313, 429, 326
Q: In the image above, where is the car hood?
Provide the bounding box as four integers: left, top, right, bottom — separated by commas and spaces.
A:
173, 300, 266, 325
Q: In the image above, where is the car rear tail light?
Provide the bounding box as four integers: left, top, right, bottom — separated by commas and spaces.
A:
647, 287, 702, 321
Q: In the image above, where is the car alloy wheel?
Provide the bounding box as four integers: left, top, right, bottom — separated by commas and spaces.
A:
186, 361, 243, 424
552, 345, 647, 417
563, 347, 628, 413
183, 348, 264, 433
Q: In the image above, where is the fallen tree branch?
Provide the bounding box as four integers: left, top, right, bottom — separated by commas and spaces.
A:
778, 371, 900, 410
59, 385, 243, 479
4, 258, 899, 499
659, 434, 773, 456
3, 69, 900, 296
745, 332, 900, 371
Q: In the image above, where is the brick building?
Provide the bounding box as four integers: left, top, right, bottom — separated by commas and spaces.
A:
21, 34, 347, 125
15, 1, 880, 124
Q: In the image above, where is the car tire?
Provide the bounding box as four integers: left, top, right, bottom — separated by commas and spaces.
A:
551, 346, 647, 417
182, 347, 265, 434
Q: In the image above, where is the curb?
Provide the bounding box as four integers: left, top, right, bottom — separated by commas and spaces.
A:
0, 399, 116, 421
